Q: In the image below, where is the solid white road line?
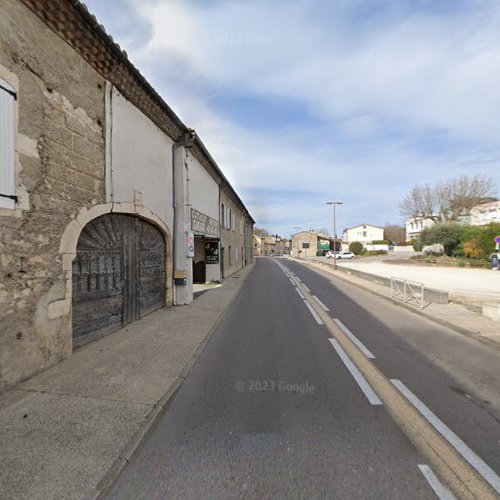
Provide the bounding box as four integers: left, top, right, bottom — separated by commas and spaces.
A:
312, 295, 330, 311
391, 379, 500, 495
418, 465, 456, 500
329, 338, 382, 405
295, 287, 305, 299
333, 319, 375, 359
289, 278, 295, 285
303, 300, 324, 325
302, 283, 311, 292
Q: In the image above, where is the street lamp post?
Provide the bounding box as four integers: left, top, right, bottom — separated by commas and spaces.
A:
326, 201, 343, 270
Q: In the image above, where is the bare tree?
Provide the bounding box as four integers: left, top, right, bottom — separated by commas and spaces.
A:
439, 175, 496, 220
400, 174, 496, 222
253, 227, 269, 237
316, 227, 330, 236
399, 183, 439, 221
384, 224, 406, 244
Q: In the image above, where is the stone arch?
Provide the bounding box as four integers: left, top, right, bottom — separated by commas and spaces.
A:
50, 203, 173, 347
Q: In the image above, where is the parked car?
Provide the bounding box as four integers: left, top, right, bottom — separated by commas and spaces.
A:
325, 250, 340, 259
338, 251, 355, 259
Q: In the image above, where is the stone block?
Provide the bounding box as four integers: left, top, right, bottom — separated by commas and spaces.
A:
71, 170, 97, 193
48, 299, 71, 319
73, 134, 102, 162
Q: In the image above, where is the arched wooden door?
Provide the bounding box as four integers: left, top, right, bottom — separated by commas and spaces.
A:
72, 214, 166, 348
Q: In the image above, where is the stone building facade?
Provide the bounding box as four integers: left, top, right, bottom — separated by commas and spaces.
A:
0, 0, 253, 392
219, 187, 254, 278
291, 231, 332, 257
0, 0, 108, 390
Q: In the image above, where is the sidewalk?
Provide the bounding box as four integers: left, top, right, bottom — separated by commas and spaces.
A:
0, 264, 254, 500
291, 258, 500, 350
312, 257, 500, 299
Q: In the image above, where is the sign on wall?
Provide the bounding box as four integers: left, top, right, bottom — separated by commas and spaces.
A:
205, 240, 219, 264
302, 242, 310, 249
187, 231, 195, 257
191, 208, 219, 238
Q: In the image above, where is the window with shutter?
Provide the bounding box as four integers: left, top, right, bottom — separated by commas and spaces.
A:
0, 78, 16, 210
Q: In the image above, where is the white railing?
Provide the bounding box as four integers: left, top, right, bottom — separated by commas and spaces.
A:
391, 277, 425, 309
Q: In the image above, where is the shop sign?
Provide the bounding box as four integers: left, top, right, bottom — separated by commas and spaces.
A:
205, 240, 219, 264
191, 208, 219, 237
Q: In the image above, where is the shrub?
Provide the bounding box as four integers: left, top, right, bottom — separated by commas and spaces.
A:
412, 239, 423, 251
462, 238, 483, 258
419, 222, 463, 256
457, 223, 500, 259
364, 250, 388, 256
349, 241, 364, 255
372, 240, 390, 245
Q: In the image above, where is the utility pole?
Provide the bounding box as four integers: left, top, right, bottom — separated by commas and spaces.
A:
326, 201, 343, 270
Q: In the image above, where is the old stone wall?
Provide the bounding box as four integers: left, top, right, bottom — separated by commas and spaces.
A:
0, 0, 106, 391
219, 189, 252, 278
292, 232, 318, 257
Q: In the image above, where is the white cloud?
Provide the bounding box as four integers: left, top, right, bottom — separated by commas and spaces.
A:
85, 0, 500, 233
133, 0, 500, 143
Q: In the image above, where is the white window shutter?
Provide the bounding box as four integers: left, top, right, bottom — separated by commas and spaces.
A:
0, 78, 16, 209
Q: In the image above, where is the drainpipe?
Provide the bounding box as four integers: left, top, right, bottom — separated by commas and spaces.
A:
172, 129, 196, 305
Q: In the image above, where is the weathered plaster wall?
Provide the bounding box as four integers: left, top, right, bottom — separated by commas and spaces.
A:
0, 0, 106, 391
186, 152, 219, 221
107, 86, 174, 232
219, 189, 250, 278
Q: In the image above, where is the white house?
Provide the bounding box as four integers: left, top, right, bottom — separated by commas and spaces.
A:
342, 224, 384, 247
405, 216, 436, 241
470, 200, 500, 226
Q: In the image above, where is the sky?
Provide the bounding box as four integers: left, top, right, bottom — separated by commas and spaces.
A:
84, 0, 500, 237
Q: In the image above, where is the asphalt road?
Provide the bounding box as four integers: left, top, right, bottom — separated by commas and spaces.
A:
284, 258, 500, 474
106, 257, 500, 499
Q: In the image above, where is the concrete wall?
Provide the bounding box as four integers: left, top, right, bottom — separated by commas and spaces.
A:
391, 245, 416, 253
0, 0, 106, 391
364, 244, 389, 251
107, 86, 174, 231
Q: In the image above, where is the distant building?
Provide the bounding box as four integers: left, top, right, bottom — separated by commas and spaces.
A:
470, 200, 500, 226
291, 230, 332, 257
343, 224, 384, 246
263, 236, 277, 255
253, 235, 264, 256
405, 217, 436, 241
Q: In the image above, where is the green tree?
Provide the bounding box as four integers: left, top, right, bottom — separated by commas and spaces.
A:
419, 222, 463, 256
349, 241, 364, 255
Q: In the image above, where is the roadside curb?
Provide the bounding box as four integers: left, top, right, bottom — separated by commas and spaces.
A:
91, 263, 255, 499
290, 259, 500, 353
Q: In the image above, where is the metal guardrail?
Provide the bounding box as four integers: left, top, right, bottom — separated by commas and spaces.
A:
391, 277, 425, 309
